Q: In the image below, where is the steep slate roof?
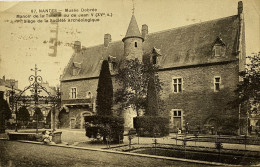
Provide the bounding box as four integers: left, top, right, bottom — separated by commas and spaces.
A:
123, 15, 143, 42
61, 15, 239, 81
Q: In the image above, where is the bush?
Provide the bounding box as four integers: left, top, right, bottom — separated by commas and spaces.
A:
134, 116, 169, 137
85, 115, 124, 143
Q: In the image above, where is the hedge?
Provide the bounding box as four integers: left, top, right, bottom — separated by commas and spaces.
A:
134, 116, 169, 137
85, 115, 124, 143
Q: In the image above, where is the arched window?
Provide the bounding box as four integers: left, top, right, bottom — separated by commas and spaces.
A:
86, 91, 92, 99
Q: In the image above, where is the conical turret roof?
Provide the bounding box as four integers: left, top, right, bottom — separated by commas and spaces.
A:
122, 15, 144, 42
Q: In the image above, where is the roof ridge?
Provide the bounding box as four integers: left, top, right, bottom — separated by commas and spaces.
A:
147, 15, 238, 36
80, 40, 123, 51
80, 15, 237, 50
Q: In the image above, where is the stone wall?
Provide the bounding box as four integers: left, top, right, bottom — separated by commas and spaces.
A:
61, 61, 240, 132
158, 61, 239, 132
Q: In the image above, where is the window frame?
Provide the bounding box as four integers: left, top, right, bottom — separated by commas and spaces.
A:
70, 87, 77, 99
214, 76, 221, 92
172, 77, 183, 93
214, 44, 222, 57
86, 91, 92, 99
135, 42, 137, 48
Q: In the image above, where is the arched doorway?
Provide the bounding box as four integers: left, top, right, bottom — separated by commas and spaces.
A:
58, 108, 69, 128
204, 118, 219, 135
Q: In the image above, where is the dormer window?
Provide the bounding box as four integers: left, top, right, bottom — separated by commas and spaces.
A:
72, 62, 82, 76
108, 55, 117, 72
151, 47, 162, 65
212, 36, 226, 57
152, 55, 157, 64
214, 45, 221, 57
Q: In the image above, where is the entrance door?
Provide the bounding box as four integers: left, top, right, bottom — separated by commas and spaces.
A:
174, 117, 182, 129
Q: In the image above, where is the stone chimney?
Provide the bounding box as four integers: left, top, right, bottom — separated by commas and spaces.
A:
142, 24, 148, 40
104, 34, 111, 47
238, 1, 243, 15
74, 41, 81, 53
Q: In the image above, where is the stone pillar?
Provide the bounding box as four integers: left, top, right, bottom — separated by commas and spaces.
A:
51, 107, 56, 131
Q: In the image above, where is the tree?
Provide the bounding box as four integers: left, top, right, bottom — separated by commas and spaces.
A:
96, 60, 113, 116
85, 60, 123, 143
33, 107, 44, 121
115, 58, 162, 116
0, 93, 12, 133
230, 52, 260, 134
17, 106, 30, 123
145, 67, 159, 116
235, 52, 260, 114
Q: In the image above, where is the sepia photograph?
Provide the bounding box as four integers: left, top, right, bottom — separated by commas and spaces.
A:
0, 0, 260, 166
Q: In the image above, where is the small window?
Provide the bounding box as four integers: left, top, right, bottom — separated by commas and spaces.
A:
135, 42, 137, 48
86, 91, 92, 99
70, 87, 77, 99
214, 77, 221, 92
173, 78, 182, 93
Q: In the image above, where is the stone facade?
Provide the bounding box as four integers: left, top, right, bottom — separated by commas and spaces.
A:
60, 2, 247, 133
158, 61, 239, 133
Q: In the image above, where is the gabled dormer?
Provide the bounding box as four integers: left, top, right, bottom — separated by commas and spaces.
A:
72, 62, 81, 76
108, 55, 117, 73
151, 47, 162, 65
212, 36, 226, 58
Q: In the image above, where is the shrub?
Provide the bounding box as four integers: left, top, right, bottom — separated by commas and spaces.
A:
85, 115, 124, 143
134, 116, 169, 137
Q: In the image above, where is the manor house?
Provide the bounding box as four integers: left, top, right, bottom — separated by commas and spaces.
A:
59, 2, 246, 134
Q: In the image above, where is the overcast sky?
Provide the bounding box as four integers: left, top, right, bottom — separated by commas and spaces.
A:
0, 0, 259, 90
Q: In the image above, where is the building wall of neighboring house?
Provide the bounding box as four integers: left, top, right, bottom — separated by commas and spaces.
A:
158, 61, 239, 133
61, 78, 98, 103
60, 78, 98, 128
60, 76, 121, 129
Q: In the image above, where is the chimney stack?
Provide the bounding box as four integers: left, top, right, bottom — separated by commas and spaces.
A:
104, 34, 111, 47
74, 41, 81, 53
142, 24, 148, 40
238, 1, 243, 15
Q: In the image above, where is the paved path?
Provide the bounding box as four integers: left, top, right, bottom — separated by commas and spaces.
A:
0, 140, 211, 167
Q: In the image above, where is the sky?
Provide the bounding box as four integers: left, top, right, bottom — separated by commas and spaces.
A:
0, 0, 259, 90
